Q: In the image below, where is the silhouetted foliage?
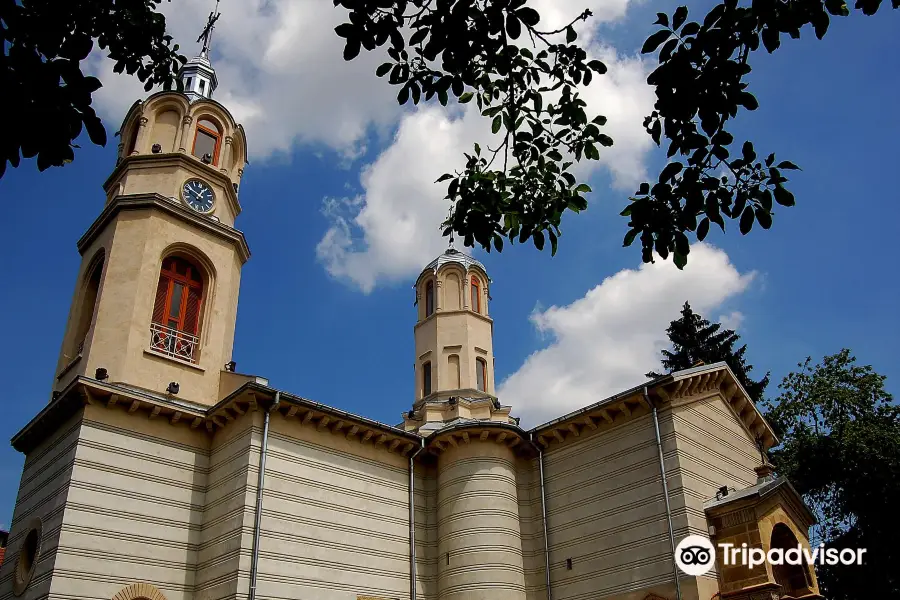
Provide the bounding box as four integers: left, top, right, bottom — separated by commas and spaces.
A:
647, 301, 769, 403
764, 350, 900, 599
0, 0, 185, 178
336, 0, 897, 267
3, 0, 897, 269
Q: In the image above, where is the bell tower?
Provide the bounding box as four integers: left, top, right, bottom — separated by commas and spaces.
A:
53, 11, 250, 406
403, 248, 517, 434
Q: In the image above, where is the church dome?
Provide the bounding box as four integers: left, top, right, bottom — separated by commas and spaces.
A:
422, 248, 487, 278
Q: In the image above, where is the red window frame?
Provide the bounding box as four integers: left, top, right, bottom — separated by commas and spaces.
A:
152, 257, 204, 336
471, 276, 481, 313
192, 122, 221, 166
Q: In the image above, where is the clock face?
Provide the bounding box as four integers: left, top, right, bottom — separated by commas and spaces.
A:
182, 179, 215, 213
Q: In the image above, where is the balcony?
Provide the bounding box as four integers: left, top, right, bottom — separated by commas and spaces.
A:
150, 322, 199, 363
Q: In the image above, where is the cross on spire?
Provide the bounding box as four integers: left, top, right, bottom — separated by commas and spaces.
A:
197, 0, 222, 57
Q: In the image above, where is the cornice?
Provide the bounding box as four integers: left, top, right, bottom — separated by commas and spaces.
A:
11, 379, 421, 459
103, 152, 243, 219
413, 308, 493, 331
77, 193, 250, 264
425, 420, 535, 458
528, 362, 778, 452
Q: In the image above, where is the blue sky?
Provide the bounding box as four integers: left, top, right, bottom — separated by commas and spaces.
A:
1, 1, 897, 526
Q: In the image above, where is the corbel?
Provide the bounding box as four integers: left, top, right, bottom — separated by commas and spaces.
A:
107, 394, 120, 408
149, 406, 161, 419
129, 400, 141, 413
317, 416, 331, 431
460, 432, 469, 444
388, 439, 402, 453
346, 425, 359, 439
332, 420, 345, 434
618, 402, 631, 417
598, 409, 614, 424
480, 431, 490, 441
170, 411, 182, 425
361, 430, 374, 444
285, 405, 299, 418
551, 429, 565, 444
302, 411, 314, 425
191, 417, 203, 429
583, 415, 597, 430
567, 424, 580, 438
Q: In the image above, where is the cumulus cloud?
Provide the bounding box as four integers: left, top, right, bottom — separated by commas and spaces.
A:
86, 0, 400, 159
497, 244, 757, 427
317, 42, 656, 292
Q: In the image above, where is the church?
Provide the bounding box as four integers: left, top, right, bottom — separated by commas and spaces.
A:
0, 26, 822, 600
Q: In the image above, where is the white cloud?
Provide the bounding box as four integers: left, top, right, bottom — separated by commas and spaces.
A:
719, 310, 745, 330
497, 244, 756, 427
86, 0, 400, 159
317, 42, 655, 292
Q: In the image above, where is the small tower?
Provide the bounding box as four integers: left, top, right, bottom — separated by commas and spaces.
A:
403, 248, 516, 434
52, 11, 249, 406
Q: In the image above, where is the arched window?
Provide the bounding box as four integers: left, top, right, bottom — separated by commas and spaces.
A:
192, 118, 221, 165
422, 361, 432, 397
126, 122, 140, 155
471, 276, 481, 313
771, 524, 815, 596
425, 280, 435, 317
150, 256, 204, 362
71, 252, 104, 356
476, 358, 487, 392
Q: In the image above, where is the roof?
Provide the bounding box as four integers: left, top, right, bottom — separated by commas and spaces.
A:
422, 248, 487, 277
703, 476, 817, 526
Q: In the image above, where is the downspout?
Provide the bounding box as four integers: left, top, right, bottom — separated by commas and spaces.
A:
645, 386, 682, 600
409, 438, 425, 600
249, 391, 280, 600
530, 433, 552, 600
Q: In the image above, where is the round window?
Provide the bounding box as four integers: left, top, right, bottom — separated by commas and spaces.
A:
12, 518, 42, 596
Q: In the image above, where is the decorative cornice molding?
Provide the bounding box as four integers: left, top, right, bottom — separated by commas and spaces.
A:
77, 193, 250, 264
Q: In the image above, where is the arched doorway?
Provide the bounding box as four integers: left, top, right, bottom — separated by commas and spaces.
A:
770, 523, 815, 598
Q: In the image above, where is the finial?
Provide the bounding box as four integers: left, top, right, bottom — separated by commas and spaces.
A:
197, 0, 222, 58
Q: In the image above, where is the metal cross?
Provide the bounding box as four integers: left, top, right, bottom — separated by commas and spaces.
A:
197, 0, 222, 56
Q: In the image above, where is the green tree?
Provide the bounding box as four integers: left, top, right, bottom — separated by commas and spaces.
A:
0, 0, 185, 178
763, 350, 900, 599
647, 301, 769, 403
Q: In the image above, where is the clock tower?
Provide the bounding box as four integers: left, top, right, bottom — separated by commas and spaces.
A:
53, 41, 250, 406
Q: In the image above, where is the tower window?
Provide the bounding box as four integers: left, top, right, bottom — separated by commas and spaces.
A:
425, 280, 434, 317
70, 252, 104, 357
150, 256, 204, 362
184, 77, 193, 91
476, 358, 487, 392
423, 361, 432, 397
192, 118, 221, 165
471, 276, 481, 313
199, 79, 206, 95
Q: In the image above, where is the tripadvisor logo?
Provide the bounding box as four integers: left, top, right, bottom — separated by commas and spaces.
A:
674, 534, 868, 576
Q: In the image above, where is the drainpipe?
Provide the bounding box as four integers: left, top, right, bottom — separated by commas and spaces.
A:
645, 386, 682, 600
530, 433, 552, 600
409, 438, 425, 600
249, 391, 280, 600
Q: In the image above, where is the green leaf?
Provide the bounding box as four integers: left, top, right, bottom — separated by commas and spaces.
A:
738, 92, 759, 110
533, 230, 545, 250
777, 160, 801, 170
492, 115, 502, 134
436, 173, 454, 183
623, 228, 639, 247
587, 60, 607, 74
516, 7, 540, 26
641, 30, 672, 54
739, 206, 754, 234
506, 14, 522, 40
654, 12, 669, 27
755, 208, 773, 229
566, 26, 576, 43
458, 91, 474, 103
673, 250, 687, 269
697, 218, 710, 241
672, 6, 688, 30
343, 39, 361, 61
597, 134, 614, 147
660, 161, 683, 183
575, 183, 592, 193
774, 186, 796, 207
376, 62, 392, 77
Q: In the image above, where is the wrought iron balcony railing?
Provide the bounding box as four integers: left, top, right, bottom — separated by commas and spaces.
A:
150, 322, 199, 363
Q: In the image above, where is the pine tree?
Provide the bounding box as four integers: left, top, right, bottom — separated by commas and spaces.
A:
647, 302, 769, 403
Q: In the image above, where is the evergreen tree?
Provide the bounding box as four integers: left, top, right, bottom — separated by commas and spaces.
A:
647, 302, 769, 403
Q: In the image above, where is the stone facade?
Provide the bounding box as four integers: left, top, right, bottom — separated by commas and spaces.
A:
0, 47, 821, 600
